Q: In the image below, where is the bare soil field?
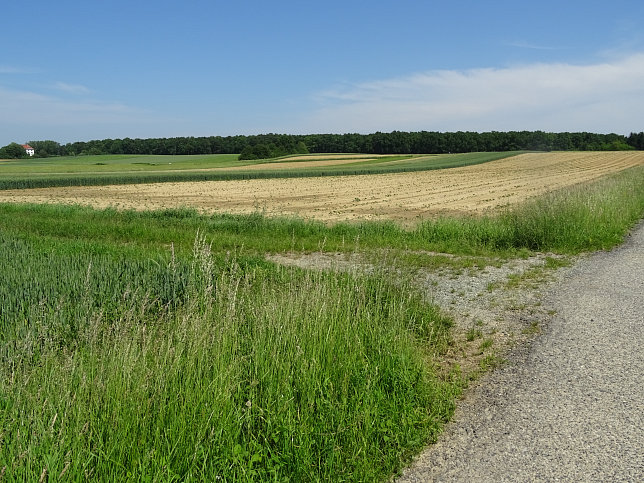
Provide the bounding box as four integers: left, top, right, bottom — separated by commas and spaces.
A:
218, 155, 386, 171
275, 154, 389, 162
1, 152, 642, 222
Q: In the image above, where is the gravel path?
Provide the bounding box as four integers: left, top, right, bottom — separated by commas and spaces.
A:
398, 222, 644, 482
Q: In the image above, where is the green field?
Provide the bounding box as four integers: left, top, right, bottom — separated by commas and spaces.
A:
0, 153, 243, 174
1, 164, 643, 480
0, 151, 521, 190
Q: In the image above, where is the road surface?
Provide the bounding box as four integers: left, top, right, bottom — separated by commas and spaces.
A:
398, 222, 644, 482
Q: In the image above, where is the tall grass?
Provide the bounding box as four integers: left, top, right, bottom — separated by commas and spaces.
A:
0, 233, 457, 481
498, 165, 644, 250
415, 164, 644, 253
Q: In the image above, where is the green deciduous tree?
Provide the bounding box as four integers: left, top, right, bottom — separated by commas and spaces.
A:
0, 142, 29, 159
28, 140, 62, 157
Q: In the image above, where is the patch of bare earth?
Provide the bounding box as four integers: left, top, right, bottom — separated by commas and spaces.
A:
216, 156, 388, 171
274, 154, 390, 162
1, 152, 642, 222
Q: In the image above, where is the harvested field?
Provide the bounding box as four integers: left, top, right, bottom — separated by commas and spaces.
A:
1, 152, 642, 223
217, 155, 387, 171
276, 154, 389, 162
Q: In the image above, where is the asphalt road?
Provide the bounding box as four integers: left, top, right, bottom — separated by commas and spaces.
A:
398, 222, 644, 482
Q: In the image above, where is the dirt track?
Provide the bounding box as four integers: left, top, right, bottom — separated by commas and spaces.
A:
1, 152, 642, 222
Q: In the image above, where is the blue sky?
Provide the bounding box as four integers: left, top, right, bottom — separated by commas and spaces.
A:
1, 0, 643, 146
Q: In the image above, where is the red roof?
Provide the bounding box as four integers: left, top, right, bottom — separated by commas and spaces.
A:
22, 144, 33, 150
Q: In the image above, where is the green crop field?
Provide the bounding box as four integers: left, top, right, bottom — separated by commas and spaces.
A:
0, 151, 520, 190
0, 153, 243, 174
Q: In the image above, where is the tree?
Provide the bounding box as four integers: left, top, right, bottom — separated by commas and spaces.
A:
599, 140, 634, 151
0, 142, 28, 159
28, 140, 62, 157
295, 141, 309, 154
238, 144, 271, 160
627, 132, 644, 150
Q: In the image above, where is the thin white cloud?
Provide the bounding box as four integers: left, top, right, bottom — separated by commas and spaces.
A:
0, 65, 36, 74
0, 86, 141, 124
0, 86, 177, 145
305, 53, 644, 134
506, 41, 562, 50
53, 81, 91, 94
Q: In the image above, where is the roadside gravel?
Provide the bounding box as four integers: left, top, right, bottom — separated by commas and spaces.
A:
397, 222, 644, 482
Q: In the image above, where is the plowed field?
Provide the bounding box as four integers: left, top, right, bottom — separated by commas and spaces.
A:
217, 154, 387, 171
2, 152, 642, 222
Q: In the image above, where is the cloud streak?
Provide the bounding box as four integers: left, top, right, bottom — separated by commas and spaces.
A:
53, 81, 91, 94
0, 86, 142, 125
0, 65, 36, 74
0, 86, 177, 144
506, 41, 562, 50
306, 53, 644, 134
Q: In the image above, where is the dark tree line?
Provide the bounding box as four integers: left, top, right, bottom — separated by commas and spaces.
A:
627, 131, 644, 150
15, 131, 644, 159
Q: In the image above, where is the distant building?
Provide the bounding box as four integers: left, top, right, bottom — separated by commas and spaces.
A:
22, 144, 35, 156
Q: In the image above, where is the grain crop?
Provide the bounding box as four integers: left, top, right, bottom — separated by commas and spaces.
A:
0, 152, 642, 222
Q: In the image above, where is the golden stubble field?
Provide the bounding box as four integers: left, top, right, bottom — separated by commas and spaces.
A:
1, 152, 643, 222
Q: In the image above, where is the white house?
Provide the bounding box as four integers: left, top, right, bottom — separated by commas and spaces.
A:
22, 144, 35, 156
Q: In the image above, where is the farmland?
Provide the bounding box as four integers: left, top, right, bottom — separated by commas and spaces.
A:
1, 151, 643, 221
0, 151, 516, 190
1, 151, 644, 481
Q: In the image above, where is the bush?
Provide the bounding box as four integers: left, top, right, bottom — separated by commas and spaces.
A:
238, 141, 309, 161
